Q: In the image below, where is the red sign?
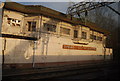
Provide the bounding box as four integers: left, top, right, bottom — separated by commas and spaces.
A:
63, 45, 96, 51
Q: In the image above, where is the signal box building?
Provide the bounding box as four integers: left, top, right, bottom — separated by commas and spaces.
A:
1, 2, 112, 69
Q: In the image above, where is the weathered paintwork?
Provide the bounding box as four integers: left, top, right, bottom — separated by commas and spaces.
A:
1, 6, 112, 69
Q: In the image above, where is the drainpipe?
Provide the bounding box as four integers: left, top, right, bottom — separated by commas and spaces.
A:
32, 41, 37, 68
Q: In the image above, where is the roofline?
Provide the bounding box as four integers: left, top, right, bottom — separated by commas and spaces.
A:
3, 2, 110, 35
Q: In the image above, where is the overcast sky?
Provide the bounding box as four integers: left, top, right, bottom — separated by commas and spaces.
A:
1, 0, 119, 13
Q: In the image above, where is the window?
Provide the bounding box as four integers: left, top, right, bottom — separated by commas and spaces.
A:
28, 21, 36, 32
81, 32, 87, 39
90, 34, 94, 40
7, 18, 21, 26
43, 23, 56, 32
60, 27, 70, 35
90, 34, 96, 40
74, 30, 78, 38
97, 36, 102, 41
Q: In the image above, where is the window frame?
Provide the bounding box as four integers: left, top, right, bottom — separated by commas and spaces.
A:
27, 21, 37, 32
60, 27, 71, 36
43, 23, 57, 33
97, 36, 102, 41
81, 31, 87, 39
74, 30, 78, 38
90, 34, 96, 40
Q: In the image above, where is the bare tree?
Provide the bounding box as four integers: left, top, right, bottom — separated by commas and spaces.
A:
87, 3, 120, 61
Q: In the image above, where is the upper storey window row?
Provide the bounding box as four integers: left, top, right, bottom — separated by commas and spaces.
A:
90, 34, 103, 41
21, 17, 104, 41
73, 29, 103, 41
42, 22, 103, 41
43, 23, 71, 35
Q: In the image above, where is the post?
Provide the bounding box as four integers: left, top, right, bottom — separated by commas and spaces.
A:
32, 41, 37, 68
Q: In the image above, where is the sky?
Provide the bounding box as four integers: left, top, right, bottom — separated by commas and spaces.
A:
1, 0, 119, 2
1, 0, 119, 13
0, 0, 76, 13
19, 1, 119, 23
20, 2, 69, 13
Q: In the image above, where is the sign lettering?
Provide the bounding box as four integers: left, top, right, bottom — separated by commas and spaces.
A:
63, 45, 96, 51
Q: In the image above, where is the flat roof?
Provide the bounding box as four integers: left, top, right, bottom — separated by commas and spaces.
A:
3, 2, 110, 35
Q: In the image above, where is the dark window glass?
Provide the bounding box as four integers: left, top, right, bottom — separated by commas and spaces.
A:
81, 32, 87, 39
12, 19, 15, 21
28, 21, 36, 32
90, 34, 94, 39
93, 35, 96, 40
97, 36, 102, 41
74, 30, 78, 38
7, 18, 21, 26
90, 34, 96, 40
7, 18, 11, 20
43, 23, 56, 32
60, 27, 70, 35
7, 18, 11, 24
18, 20, 21, 22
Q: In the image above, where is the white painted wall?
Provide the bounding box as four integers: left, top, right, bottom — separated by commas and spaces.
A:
1, 9, 112, 64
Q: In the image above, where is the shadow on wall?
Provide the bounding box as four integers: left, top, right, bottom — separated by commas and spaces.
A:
2, 39, 34, 63
2, 15, 61, 69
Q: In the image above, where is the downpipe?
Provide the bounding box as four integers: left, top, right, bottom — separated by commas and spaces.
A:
32, 41, 37, 68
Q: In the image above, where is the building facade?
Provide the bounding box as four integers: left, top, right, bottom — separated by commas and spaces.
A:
1, 2, 112, 69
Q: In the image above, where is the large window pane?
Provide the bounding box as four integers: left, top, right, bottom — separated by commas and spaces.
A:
81, 32, 87, 39
97, 36, 102, 41
43, 23, 56, 32
90, 34, 96, 40
60, 27, 70, 35
74, 30, 78, 38
28, 21, 36, 32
